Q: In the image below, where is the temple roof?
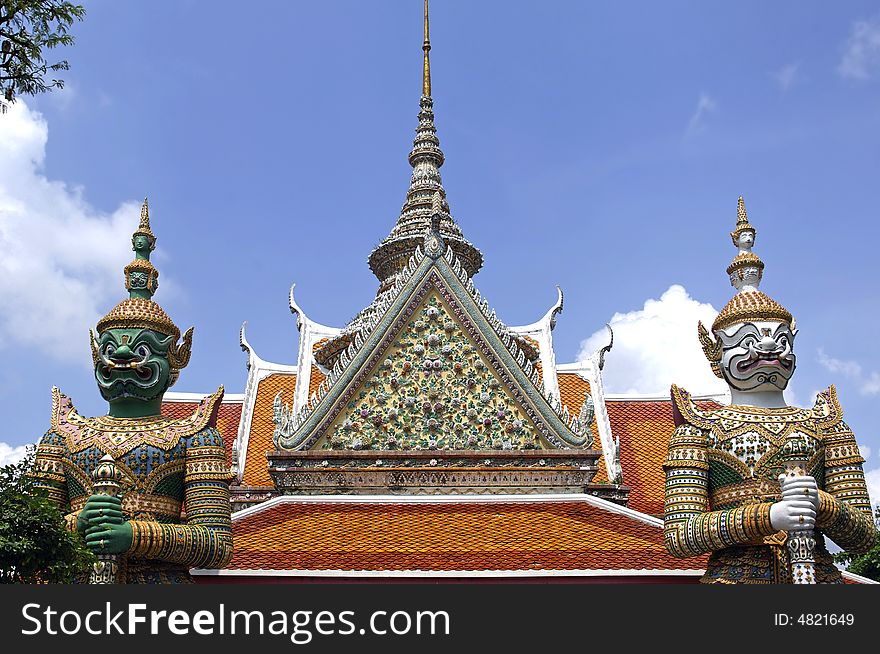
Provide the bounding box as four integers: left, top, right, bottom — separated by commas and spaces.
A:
604, 395, 723, 515
198, 494, 707, 577
161, 391, 243, 469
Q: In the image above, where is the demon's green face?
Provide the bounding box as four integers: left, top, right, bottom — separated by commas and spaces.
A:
93, 328, 173, 404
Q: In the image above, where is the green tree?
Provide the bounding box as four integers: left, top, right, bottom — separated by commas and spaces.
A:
833, 505, 880, 582
0, 447, 93, 583
0, 0, 85, 111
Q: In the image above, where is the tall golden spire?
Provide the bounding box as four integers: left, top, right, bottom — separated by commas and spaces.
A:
367, 0, 483, 285
422, 0, 431, 97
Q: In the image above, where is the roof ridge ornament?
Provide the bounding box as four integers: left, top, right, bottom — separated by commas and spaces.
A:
424, 191, 445, 258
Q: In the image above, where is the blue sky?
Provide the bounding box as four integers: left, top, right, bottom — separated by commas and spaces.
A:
1, 1, 878, 502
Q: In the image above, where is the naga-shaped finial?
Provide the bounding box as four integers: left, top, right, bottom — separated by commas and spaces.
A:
431, 189, 443, 217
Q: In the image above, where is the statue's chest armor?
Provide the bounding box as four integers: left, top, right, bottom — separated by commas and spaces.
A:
64, 440, 188, 511
705, 410, 823, 486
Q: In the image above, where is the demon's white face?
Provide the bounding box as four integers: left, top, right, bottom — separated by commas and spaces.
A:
717, 320, 796, 392
736, 230, 755, 249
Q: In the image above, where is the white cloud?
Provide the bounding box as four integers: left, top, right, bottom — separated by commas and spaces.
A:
861, 372, 880, 395
0, 442, 31, 467
577, 285, 727, 396
838, 15, 880, 80
0, 100, 139, 362
816, 349, 880, 396
686, 93, 717, 134
859, 443, 872, 462
773, 63, 800, 91
866, 467, 880, 510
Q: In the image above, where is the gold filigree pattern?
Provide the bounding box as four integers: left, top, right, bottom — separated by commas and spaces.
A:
664, 384, 876, 583
712, 290, 794, 332
51, 387, 223, 458
97, 297, 181, 340
725, 252, 765, 276
697, 321, 722, 378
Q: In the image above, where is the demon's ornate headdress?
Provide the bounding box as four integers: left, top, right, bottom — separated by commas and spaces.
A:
91, 199, 193, 383
700, 197, 794, 377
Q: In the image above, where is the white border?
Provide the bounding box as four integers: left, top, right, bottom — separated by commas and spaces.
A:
557, 360, 618, 481
229, 492, 663, 527
603, 390, 729, 403
191, 567, 705, 578
841, 571, 879, 584
164, 392, 245, 403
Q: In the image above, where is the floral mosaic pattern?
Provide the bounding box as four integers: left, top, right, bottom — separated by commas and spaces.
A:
323, 292, 544, 451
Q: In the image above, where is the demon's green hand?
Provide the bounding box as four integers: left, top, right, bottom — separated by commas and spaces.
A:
78, 495, 132, 554
76, 494, 125, 534
85, 520, 133, 555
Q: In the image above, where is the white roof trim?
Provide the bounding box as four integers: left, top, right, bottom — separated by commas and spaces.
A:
191, 568, 704, 578
841, 571, 879, 584
230, 492, 663, 528
234, 322, 298, 483
509, 287, 563, 405
163, 392, 244, 403
289, 283, 341, 414
557, 359, 619, 483
191, 565, 877, 582
603, 391, 730, 403
236, 362, 297, 482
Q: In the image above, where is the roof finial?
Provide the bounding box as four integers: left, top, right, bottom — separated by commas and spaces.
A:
422, 0, 431, 97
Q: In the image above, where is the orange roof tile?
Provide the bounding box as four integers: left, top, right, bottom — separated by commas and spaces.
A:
312, 338, 329, 353
605, 398, 720, 516
558, 372, 590, 414
229, 499, 705, 572
161, 399, 242, 467
243, 373, 297, 486
520, 335, 540, 350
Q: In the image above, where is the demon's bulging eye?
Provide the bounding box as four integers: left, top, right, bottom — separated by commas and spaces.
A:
136, 344, 151, 358
103, 343, 116, 357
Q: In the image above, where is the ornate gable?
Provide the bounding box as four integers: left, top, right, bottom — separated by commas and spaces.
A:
318, 289, 549, 452
266, 231, 615, 497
